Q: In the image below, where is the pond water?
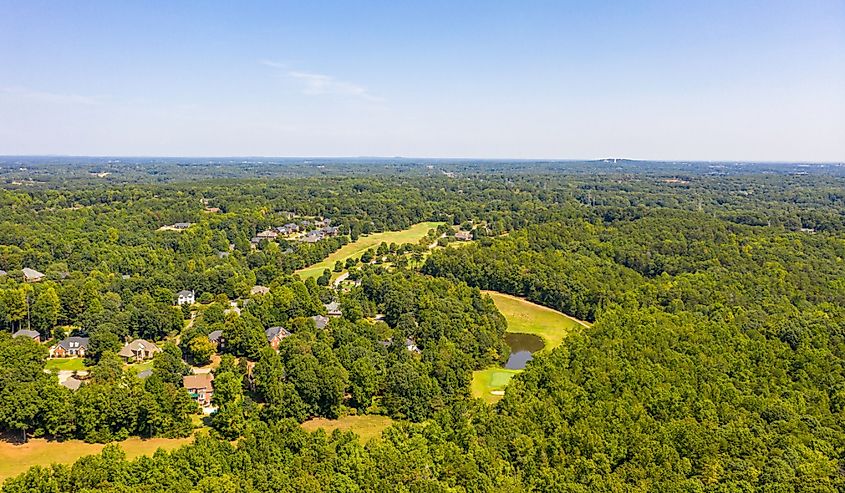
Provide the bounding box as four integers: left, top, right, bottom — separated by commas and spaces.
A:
503, 333, 545, 370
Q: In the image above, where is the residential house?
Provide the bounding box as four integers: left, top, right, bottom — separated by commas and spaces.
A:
322, 226, 340, 237
405, 338, 421, 354
203, 207, 221, 213
265, 326, 291, 350
324, 301, 342, 317
22, 267, 45, 282
173, 222, 192, 230
256, 230, 278, 240
224, 301, 241, 316
138, 369, 153, 379
50, 337, 90, 358
183, 373, 214, 406
251, 285, 270, 296
12, 329, 41, 343
0, 269, 6, 276
283, 222, 300, 233
176, 290, 195, 305
455, 230, 473, 241
118, 339, 161, 362
208, 330, 224, 349
300, 230, 323, 243
311, 315, 329, 330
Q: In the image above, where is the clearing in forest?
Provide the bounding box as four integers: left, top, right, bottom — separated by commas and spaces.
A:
300, 415, 394, 442
295, 221, 444, 279
472, 291, 590, 403
0, 436, 194, 482
482, 290, 589, 352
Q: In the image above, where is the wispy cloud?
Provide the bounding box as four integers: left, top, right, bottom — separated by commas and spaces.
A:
260, 60, 383, 102
0, 86, 102, 105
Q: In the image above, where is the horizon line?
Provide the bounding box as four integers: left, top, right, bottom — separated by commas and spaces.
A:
1, 154, 843, 165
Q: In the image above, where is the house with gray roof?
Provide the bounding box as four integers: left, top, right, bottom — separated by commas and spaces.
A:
176, 290, 195, 305
12, 329, 41, 343
50, 336, 90, 358
311, 315, 329, 330
265, 326, 291, 350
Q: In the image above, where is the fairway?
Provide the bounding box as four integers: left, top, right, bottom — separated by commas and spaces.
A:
483, 290, 589, 352
472, 291, 589, 403
296, 221, 444, 279
301, 415, 393, 442
0, 436, 194, 482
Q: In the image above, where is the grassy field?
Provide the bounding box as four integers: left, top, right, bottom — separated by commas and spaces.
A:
472, 291, 590, 403
0, 436, 194, 482
471, 368, 521, 404
483, 290, 589, 352
295, 222, 444, 279
44, 358, 88, 371
301, 415, 394, 442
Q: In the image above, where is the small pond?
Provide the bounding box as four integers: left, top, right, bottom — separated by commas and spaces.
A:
503, 333, 545, 370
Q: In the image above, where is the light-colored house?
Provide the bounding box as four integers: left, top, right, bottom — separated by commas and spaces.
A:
176, 290, 195, 305
324, 301, 342, 317
251, 285, 270, 296
12, 329, 41, 343
265, 326, 291, 350
118, 339, 161, 362
173, 222, 192, 230
50, 337, 90, 358
183, 373, 214, 406
22, 268, 45, 282
405, 338, 421, 354
0, 269, 7, 276
455, 230, 473, 241
256, 230, 278, 240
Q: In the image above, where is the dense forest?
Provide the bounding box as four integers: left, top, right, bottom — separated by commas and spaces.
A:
1, 164, 843, 491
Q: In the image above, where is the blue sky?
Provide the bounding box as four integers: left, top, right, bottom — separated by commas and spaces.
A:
1, 1, 843, 160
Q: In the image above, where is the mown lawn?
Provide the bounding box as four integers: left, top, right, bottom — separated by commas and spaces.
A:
44, 358, 88, 371
483, 290, 589, 352
471, 368, 521, 404
300, 415, 394, 442
471, 291, 590, 403
295, 222, 444, 279
0, 436, 194, 482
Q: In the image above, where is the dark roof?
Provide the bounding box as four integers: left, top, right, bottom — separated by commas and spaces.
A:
177, 290, 193, 297
265, 326, 291, 341
13, 329, 40, 339
56, 336, 89, 351
311, 315, 329, 329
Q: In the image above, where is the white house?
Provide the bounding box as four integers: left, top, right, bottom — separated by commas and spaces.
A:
176, 290, 195, 305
